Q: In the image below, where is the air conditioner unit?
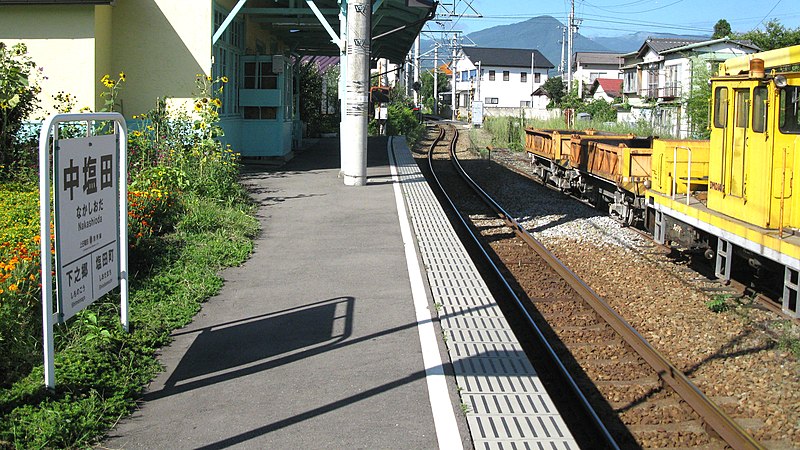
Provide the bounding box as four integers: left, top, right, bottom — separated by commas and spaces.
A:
272, 55, 284, 73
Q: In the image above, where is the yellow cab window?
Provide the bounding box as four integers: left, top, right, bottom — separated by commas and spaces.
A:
752, 87, 767, 133
713, 86, 728, 128
735, 89, 750, 128
779, 86, 800, 134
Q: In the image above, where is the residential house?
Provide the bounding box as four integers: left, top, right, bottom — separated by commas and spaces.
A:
0, 0, 433, 158
453, 47, 554, 116
589, 78, 623, 102
572, 51, 623, 98
620, 37, 759, 137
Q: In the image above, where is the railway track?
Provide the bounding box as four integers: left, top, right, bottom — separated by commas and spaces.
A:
424, 122, 764, 449
487, 144, 800, 329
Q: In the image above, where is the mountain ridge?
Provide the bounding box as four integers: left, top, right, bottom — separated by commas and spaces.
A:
422, 16, 711, 72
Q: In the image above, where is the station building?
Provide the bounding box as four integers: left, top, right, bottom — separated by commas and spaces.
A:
0, 0, 434, 160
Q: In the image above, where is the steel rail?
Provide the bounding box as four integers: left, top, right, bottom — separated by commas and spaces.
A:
446, 127, 765, 450
426, 124, 620, 450
500, 149, 792, 326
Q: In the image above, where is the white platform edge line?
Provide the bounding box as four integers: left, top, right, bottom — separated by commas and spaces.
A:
388, 137, 463, 450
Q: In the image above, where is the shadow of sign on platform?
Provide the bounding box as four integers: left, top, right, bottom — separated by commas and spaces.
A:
144, 297, 354, 401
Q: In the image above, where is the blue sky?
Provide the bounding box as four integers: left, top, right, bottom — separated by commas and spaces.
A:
429, 0, 800, 37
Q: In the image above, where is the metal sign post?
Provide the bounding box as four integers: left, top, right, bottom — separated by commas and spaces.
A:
38, 113, 129, 390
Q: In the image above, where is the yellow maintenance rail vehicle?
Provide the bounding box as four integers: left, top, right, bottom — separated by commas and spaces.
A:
645, 45, 800, 317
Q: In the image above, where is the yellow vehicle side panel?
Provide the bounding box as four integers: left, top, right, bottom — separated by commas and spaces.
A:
707, 80, 771, 228
649, 139, 710, 195
648, 192, 800, 262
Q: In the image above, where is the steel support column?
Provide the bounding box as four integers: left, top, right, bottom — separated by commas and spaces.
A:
341, 2, 370, 186
413, 36, 420, 106
433, 46, 438, 116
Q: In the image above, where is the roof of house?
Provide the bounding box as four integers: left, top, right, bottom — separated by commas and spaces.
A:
574, 52, 624, 66
661, 37, 760, 54
635, 37, 760, 58
590, 78, 623, 98
462, 47, 554, 69
641, 38, 704, 55
532, 86, 549, 97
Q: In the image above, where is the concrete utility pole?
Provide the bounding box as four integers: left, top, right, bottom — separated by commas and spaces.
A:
531, 52, 535, 107
451, 33, 457, 120
567, 0, 574, 93
342, 2, 370, 186
339, 3, 347, 177
559, 26, 566, 77
475, 61, 481, 104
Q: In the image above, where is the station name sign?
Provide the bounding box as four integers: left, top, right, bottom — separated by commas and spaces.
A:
54, 134, 120, 321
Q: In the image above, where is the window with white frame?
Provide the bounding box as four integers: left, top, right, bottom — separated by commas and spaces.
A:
503, 71, 509, 81
646, 64, 659, 98
213, 8, 244, 116
534, 73, 541, 83
520, 101, 531, 107
243, 61, 278, 89
521, 72, 527, 82
623, 70, 637, 93
489, 70, 495, 81
665, 64, 680, 97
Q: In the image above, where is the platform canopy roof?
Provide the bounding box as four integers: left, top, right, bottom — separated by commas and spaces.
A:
237, 0, 436, 63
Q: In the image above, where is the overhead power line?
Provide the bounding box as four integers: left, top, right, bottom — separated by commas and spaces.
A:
754, 0, 782, 31
450, 13, 713, 34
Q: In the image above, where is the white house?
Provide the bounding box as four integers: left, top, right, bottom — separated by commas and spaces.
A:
621, 37, 759, 137
454, 47, 554, 116
572, 52, 623, 98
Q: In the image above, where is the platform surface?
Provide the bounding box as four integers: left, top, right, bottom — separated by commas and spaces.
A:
102, 135, 574, 449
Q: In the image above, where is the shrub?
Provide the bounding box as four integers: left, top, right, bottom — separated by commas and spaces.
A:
0, 42, 41, 181
386, 103, 424, 145
0, 184, 43, 387
0, 59, 261, 448
484, 116, 525, 151
129, 98, 194, 174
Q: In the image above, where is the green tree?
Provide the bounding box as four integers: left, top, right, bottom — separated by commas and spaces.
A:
420, 69, 449, 114
541, 76, 566, 107
713, 19, 732, 39
0, 42, 40, 177
298, 60, 324, 136
736, 19, 800, 50
684, 56, 715, 139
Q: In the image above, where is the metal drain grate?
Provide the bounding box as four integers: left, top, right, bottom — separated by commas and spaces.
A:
392, 141, 576, 449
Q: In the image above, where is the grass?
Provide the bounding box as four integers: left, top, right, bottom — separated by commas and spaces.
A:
522, 116, 665, 137
0, 184, 259, 449
706, 294, 734, 313
475, 113, 670, 155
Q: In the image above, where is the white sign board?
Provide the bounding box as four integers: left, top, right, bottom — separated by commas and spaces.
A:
471, 101, 484, 126
54, 134, 119, 322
